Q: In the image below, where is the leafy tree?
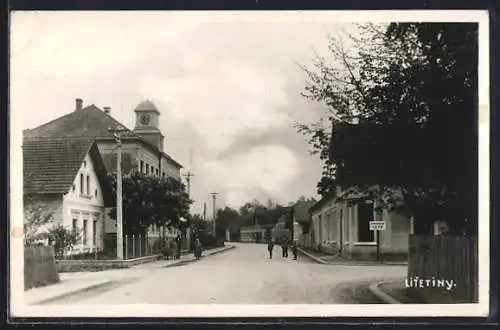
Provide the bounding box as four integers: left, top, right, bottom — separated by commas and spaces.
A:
23, 198, 54, 247
296, 23, 478, 235
47, 225, 81, 257
215, 206, 240, 231
239, 199, 265, 216
108, 172, 192, 236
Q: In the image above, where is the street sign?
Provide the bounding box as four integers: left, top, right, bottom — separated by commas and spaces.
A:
369, 221, 386, 231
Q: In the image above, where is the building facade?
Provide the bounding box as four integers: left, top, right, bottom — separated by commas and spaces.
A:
309, 187, 411, 260
24, 98, 185, 246
23, 138, 113, 254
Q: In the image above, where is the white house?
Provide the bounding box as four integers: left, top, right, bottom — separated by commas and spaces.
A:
23, 137, 114, 254
309, 187, 411, 260
24, 98, 185, 246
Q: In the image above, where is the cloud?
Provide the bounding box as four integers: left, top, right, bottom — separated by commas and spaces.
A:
11, 11, 345, 214
204, 145, 301, 208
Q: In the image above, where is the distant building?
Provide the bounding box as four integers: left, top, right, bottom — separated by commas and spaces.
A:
23, 137, 113, 254
23, 98, 184, 242
309, 187, 411, 260
292, 200, 316, 247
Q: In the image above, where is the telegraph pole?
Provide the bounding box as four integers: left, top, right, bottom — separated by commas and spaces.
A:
183, 171, 194, 196
183, 171, 194, 251
108, 125, 128, 260
210, 192, 218, 237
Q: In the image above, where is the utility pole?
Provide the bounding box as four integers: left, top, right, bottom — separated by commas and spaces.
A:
183, 171, 194, 196
183, 171, 194, 251
210, 192, 218, 237
108, 125, 128, 260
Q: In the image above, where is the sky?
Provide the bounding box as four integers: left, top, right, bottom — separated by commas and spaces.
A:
12, 11, 360, 216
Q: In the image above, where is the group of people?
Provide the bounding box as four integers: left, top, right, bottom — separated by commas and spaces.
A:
162, 235, 204, 261
161, 234, 182, 260
267, 238, 298, 260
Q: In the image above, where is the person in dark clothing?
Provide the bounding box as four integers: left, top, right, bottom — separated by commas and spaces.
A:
291, 241, 298, 260
281, 238, 289, 258
267, 240, 274, 259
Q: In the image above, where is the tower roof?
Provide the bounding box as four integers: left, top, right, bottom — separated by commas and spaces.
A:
134, 99, 161, 114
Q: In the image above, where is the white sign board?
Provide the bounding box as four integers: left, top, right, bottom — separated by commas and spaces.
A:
369, 221, 386, 231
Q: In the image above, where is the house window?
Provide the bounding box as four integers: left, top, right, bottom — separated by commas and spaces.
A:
83, 160, 86, 168
83, 219, 88, 245
86, 175, 90, 195
140, 160, 144, 173
162, 172, 166, 178
95, 189, 98, 197
72, 218, 78, 233
156, 169, 159, 176
80, 174, 84, 194
146, 164, 149, 174
357, 203, 375, 242
93, 220, 97, 246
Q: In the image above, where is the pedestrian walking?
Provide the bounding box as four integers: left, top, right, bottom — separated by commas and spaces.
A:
194, 238, 202, 260
280, 237, 288, 258
291, 241, 298, 260
267, 239, 274, 259
283, 239, 289, 258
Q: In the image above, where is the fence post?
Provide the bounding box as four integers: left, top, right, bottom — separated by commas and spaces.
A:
125, 234, 128, 260
139, 234, 142, 257
132, 235, 136, 259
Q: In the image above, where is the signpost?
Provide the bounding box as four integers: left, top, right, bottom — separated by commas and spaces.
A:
369, 220, 386, 261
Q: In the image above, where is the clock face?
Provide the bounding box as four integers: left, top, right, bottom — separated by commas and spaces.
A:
141, 114, 151, 125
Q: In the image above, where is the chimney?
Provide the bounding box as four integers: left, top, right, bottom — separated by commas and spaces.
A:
75, 98, 83, 111
103, 106, 111, 114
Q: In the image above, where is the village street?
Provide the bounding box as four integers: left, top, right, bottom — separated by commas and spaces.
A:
43, 244, 406, 304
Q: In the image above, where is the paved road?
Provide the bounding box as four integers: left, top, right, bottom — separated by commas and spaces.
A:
50, 243, 406, 304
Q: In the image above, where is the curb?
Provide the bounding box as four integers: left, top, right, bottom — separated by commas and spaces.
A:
32, 280, 115, 305
163, 245, 235, 268
296, 247, 328, 264
296, 247, 408, 266
368, 281, 402, 304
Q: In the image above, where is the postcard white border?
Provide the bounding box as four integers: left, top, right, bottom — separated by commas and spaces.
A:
10, 9, 490, 318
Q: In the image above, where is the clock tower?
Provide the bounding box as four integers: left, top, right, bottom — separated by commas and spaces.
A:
133, 99, 165, 151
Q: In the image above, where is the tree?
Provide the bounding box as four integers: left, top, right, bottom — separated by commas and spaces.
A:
47, 225, 81, 257
215, 206, 240, 231
23, 198, 54, 247
296, 23, 478, 235
239, 199, 265, 216
108, 172, 192, 236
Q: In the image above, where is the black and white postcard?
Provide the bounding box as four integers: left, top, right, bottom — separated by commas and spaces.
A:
9, 10, 490, 318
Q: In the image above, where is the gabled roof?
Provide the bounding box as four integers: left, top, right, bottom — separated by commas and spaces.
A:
24, 105, 182, 168
22, 137, 114, 206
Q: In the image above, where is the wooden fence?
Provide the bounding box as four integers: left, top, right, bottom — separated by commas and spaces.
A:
408, 235, 478, 303
24, 246, 60, 290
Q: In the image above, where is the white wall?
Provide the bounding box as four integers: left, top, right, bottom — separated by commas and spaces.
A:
62, 152, 106, 252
